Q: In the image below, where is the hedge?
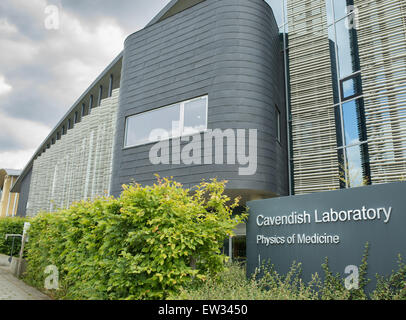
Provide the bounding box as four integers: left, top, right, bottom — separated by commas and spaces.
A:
23, 178, 246, 300
0, 217, 28, 257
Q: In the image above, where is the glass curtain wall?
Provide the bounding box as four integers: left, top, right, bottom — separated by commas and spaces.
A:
326, 0, 371, 188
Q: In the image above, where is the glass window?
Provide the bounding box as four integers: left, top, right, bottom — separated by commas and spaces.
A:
125, 104, 180, 147
108, 74, 113, 97
74, 111, 79, 124
340, 73, 362, 100
98, 86, 103, 106
125, 96, 208, 148
341, 100, 360, 145
344, 144, 364, 188
89, 95, 94, 112
335, 17, 360, 78
333, 0, 354, 22
183, 97, 207, 135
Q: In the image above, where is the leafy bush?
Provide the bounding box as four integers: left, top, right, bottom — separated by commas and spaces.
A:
0, 217, 28, 256
23, 178, 246, 300
170, 244, 379, 301
371, 255, 406, 300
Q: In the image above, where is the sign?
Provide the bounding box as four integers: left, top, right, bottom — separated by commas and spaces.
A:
246, 182, 406, 291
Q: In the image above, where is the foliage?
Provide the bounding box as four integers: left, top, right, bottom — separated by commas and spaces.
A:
23, 177, 246, 300
0, 217, 28, 256
318, 243, 369, 300
371, 255, 406, 300
171, 244, 393, 301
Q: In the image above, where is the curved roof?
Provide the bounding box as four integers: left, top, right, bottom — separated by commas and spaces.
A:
0, 169, 21, 188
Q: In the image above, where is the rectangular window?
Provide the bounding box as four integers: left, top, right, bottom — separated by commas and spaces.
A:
98, 85, 103, 106
68, 119, 72, 130
89, 95, 94, 112
81, 103, 86, 117
275, 105, 281, 143
340, 72, 362, 101
74, 111, 79, 124
108, 74, 113, 97
124, 96, 208, 148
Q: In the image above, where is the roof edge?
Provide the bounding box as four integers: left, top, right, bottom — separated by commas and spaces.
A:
11, 51, 123, 194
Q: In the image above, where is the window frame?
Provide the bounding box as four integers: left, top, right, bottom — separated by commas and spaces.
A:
124, 95, 209, 149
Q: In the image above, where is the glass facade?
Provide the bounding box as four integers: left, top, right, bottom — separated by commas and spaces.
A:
271, 0, 373, 192
326, 0, 370, 188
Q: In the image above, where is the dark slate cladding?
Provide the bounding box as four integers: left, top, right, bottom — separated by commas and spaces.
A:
111, 0, 288, 197
16, 167, 32, 217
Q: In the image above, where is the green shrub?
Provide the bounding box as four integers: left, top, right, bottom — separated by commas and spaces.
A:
24, 177, 246, 300
371, 255, 406, 300
170, 244, 376, 301
0, 217, 28, 256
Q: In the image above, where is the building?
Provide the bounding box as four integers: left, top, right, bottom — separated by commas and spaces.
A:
0, 169, 21, 218
283, 0, 406, 193
8, 0, 406, 258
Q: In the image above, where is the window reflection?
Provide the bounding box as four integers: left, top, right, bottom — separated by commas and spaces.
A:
333, 0, 354, 21
335, 17, 360, 78
344, 144, 364, 188
183, 97, 207, 135
342, 100, 360, 145
125, 104, 180, 147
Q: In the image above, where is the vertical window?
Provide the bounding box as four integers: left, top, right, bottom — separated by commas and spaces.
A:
183, 96, 208, 135
57, 132, 61, 140
62, 125, 66, 135
74, 111, 79, 124
275, 105, 281, 143
89, 95, 94, 112
327, 0, 370, 188
81, 103, 86, 117
98, 85, 103, 106
68, 119, 72, 130
108, 74, 113, 97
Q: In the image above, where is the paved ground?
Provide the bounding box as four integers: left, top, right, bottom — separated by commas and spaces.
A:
0, 267, 50, 300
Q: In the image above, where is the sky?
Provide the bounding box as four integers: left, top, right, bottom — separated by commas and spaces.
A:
0, 0, 171, 170
0, 0, 284, 171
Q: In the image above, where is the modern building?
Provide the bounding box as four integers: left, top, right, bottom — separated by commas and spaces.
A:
0, 169, 21, 218
8, 0, 406, 258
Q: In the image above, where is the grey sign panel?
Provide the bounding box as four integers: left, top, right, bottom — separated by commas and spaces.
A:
247, 182, 406, 291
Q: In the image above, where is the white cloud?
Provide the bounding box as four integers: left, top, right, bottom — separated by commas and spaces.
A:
0, 149, 36, 170
0, 111, 51, 149
0, 75, 12, 96
0, 18, 18, 34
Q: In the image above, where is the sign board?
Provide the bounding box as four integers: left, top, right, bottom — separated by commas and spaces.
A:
246, 182, 406, 291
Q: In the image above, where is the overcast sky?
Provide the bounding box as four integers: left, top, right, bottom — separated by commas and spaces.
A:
0, 0, 283, 171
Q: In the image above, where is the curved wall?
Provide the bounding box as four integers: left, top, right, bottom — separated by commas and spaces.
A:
111, 0, 288, 198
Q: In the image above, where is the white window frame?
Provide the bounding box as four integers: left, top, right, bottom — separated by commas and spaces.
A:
124, 95, 208, 149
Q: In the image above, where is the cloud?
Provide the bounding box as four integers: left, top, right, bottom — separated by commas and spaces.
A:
0, 75, 12, 96
0, 0, 170, 170
0, 111, 50, 149
0, 149, 37, 170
